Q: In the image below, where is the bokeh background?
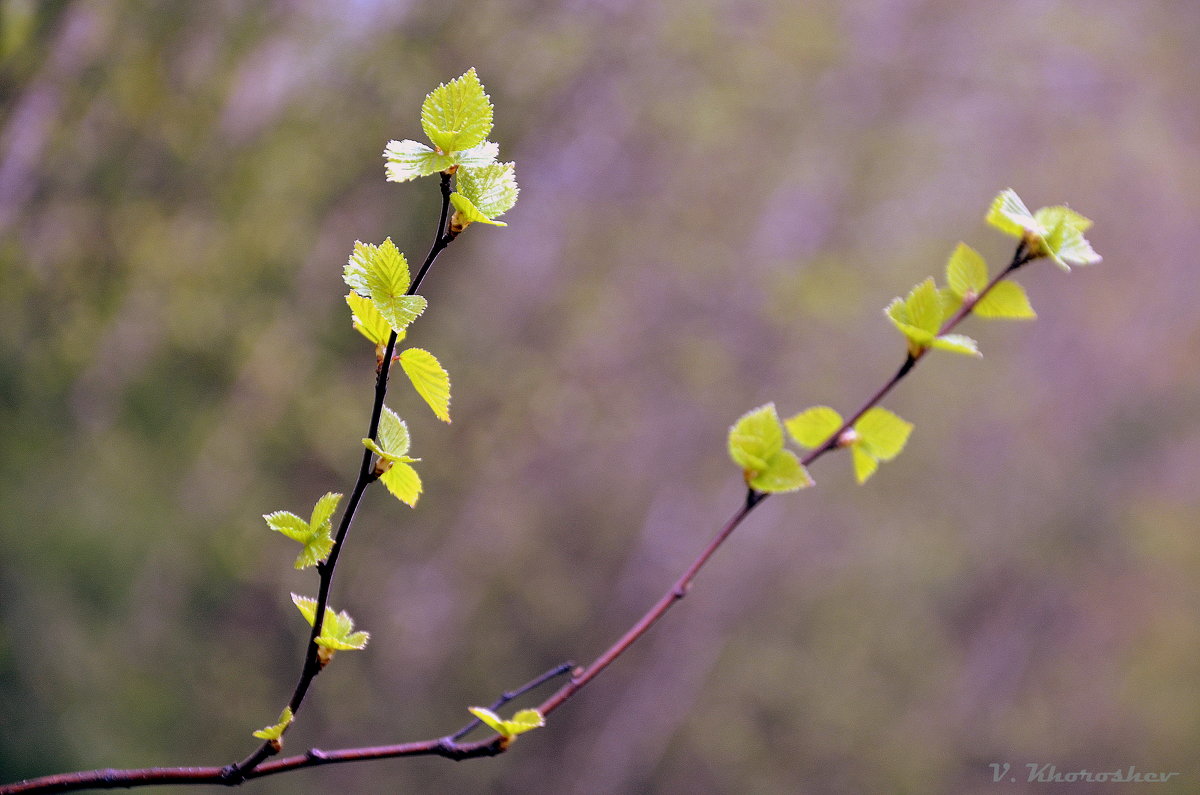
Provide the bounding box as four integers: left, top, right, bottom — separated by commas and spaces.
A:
1, 1, 1198, 792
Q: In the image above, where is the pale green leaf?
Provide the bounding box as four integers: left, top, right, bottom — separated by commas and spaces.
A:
885, 298, 935, 350
468, 706, 507, 736
316, 609, 369, 651
343, 239, 426, 334
264, 511, 308, 542
292, 534, 333, 570
373, 406, 411, 461
986, 189, 1038, 239
785, 406, 844, 449
728, 404, 784, 473
940, 286, 963, 318
381, 462, 422, 507
265, 503, 333, 569
399, 348, 451, 422
454, 141, 500, 168
421, 67, 494, 154
346, 292, 400, 347
310, 492, 342, 531
372, 294, 427, 337
449, 192, 497, 227
974, 280, 1036, 319
467, 707, 544, 739
748, 449, 813, 493
291, 593, 318, 627
506, 709, 546, 735
852, 446, 879, 484
854, 407, 913, 461
453, 162, 518, 225
945, 242, 988, 298
1035, 206, 1101, 270
930, 332, 981, 357
252, 707, 294, 741
906, 277, 944, 334
383, 139, 455, 182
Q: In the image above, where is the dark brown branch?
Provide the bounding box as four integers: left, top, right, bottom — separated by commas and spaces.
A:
1, 663, 573, 793
1, 241, 1043, 793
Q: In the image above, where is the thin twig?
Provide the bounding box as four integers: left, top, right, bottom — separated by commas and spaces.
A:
2, 241, 1042, 793
226, 172, 456, 781
0, 663, 573, 794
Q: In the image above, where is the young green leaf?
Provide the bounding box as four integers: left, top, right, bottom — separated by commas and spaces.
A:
854, 407, 914, 461
748, 449, 812, 493
785, 406, 844, 449
728, 404, 813, 493
398, 348, 451, 423
834, 407, 915, 484
467, 706, 545, 740
344, 239, 427, 335
728, 404, 784, 472
851, 445, 878, 484
364, 406, 413, 463
973, 281, 1035, 319
380, 462, 422, 507
383, 138, 457, 183
1034, 205, 1101, 270
986, 189, 1039, 240
886, 278, 980, 358
421, 67, 494, 155
347, 291, 401, 349
290, 594, 370, 654
383, 139, 499, 183
264, 492, 342, 569
449, 162, 519, 229
987, 190, 1100, 271
317, 609, 371, 651
929, 332, 980, 356
363, 406, 423, 507
945, 242, 988, 298
252, 707, 294, 742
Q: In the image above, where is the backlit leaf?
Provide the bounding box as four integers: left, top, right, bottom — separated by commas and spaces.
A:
748, 449, 813, 493
852, 446, 879, 484
945, 243, 988, 298
347, 292, 399, 348
450, 162, 518, 228
974, 281, 1035, 319
421, 67, 493, 154
1035, 206, 1101, 270
785, 406, 844, 449
986, 189, 1038, 239
252, 708, 294, 741
380, 462, 422, 507
854, 408, 913, 461
930, 332, 981, 357
383, 139, 455, 182
728, 404, 784, 472
399, 348, 451, 422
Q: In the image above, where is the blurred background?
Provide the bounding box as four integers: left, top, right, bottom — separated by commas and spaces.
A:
1, 1, 1197, 792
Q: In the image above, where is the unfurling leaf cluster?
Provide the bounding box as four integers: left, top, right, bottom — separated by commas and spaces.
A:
264, 492, 342, 569
383, 67, 519, 229
251, 708, 294, 744
467, 706, 545, 743
729, 189, 1099, 491
292, 594, 370, 665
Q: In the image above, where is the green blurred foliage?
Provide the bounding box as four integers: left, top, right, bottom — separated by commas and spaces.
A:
2, 1, 1199, 792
